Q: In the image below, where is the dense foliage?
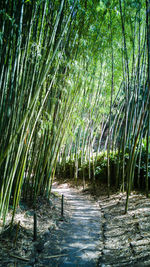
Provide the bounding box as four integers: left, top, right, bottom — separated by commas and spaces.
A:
0, 0, 150, 223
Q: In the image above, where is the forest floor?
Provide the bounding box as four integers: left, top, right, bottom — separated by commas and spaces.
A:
0, 180, 150, 266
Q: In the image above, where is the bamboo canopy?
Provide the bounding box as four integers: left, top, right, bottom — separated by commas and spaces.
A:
0, 0, 150, 223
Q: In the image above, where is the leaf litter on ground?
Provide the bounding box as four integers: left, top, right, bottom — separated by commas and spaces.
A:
0, 182, 150, 266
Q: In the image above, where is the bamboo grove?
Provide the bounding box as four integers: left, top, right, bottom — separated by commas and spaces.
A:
0, 0, 150, 224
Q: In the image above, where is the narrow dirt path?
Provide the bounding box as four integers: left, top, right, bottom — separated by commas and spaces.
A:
1, 183, 150, 266
51, 183, 101, 266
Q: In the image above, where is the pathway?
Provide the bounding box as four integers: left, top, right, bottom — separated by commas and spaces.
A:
50, 183, 101, 266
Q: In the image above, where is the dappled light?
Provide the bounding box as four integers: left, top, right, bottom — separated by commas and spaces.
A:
51, 183, 100, 265
0, 0, 150, 265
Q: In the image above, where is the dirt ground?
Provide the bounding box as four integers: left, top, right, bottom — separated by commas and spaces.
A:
0, 181, 150, 266
0, 191, 63, 267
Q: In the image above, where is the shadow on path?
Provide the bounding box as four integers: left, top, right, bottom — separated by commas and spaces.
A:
50, 183, 101, 266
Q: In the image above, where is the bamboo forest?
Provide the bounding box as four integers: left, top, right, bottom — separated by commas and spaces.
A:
0, 0, 150, 266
